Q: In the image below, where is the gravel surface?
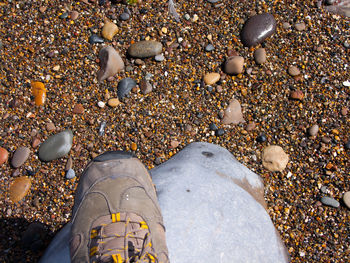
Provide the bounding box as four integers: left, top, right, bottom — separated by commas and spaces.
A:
0, 0, 349, 262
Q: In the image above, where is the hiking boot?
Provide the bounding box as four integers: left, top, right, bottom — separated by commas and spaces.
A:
70, 151, 169, 263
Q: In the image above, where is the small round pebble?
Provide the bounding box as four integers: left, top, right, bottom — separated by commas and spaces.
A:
215, 128, 225, 136
89, 34, 104, 44
107, 98, 121, 107
320, 196, 340, 208
209, 123, 218, 131
308, 124, 319, 137
256, 134, 267, 143
11, 147, 30, 168
254, 48, 266, 65
288, 65, 300, 76
0, 147, 9, 165
66, 169, 76, 179
97, 101, 105, 108
204, 72, 220, 85
295, 22, 306, 31
205, 44, 215, 52
59, 12, 68, 19
120, 12, 130, 21
154, 54, 165, 62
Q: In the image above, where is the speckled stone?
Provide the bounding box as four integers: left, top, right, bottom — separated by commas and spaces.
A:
11, 147, 30, 168
101, 20, 118, 40
128, 41, 162, 58
241, 13, 276, 47
222, 99, 245, 125
97, 46, 124, 82
224, 56, 244, 75
117, 77, 137, 99
38, 130, 73, 161
9, 176, 31, 203
321, 196, 340, 208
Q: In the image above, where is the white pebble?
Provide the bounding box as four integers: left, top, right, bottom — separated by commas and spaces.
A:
343, 80, 350, 87
97, 101, 105, 108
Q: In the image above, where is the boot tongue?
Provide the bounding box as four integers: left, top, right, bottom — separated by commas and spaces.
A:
90, 212, 156, 262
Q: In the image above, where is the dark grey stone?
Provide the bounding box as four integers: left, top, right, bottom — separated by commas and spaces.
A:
117, 77, 137, 99
241, 13, 276, 47
209, 123, 218, 131
128, 41, 162, 58
38, 130, 73, 161
120, 12, 130, 21
89, 34, 104, 44
215, 128, 225, 136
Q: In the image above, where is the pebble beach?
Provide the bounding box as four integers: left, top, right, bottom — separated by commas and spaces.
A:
0, 0, 349, 262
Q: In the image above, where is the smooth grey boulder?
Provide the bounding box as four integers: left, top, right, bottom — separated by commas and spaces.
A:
128, 41, 162, 58
241, 13, 276, 47
39, 142, 289, 263
38, 130, 73, 162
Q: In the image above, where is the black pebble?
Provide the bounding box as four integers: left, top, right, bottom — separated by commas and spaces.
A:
89, 34, 104, 44
215, 128, 225, 136
256, 134, 267, 143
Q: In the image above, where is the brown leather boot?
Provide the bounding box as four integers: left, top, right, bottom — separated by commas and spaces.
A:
70, 151, 169, 263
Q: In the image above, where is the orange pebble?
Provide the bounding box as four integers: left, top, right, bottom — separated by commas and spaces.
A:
31, 81, 47, 106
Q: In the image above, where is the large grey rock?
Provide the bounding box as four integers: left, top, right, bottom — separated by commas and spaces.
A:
128, 41, 162, 58
39, 142, 289, 263
38, 130, 73, 161
97, 46, 124, 82
241, 13, 276, 47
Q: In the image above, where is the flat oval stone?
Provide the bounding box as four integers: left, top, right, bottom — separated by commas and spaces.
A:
321, 196, 340, 208
308, 124, 319, 136
9, 176, 31, 203
117, 77, 137, 99
120, 12, 130, 21
204, 72, 220, 85
241, 13, 276, 47
128, 41, 162, 58
0, 147, 9, 165
107, 98, 121, 107
11, 147, 30, 168
39, 130, 73, 161
254, 48, 266, 64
